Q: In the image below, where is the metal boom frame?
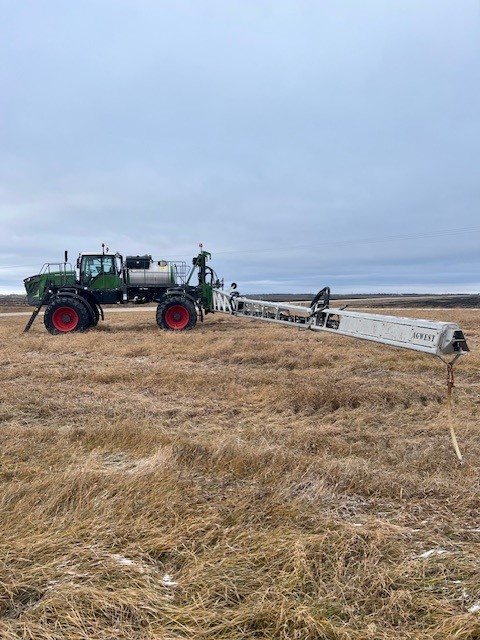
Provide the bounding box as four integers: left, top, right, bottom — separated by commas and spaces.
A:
212, 290, 469, 362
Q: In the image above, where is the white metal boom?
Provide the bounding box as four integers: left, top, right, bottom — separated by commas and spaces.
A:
212, 289, 469, 361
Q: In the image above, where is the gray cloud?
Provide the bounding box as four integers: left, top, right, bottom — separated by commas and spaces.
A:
1, 0, 479, 294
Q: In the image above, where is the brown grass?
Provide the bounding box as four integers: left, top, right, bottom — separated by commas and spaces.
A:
1, 308, 479, 639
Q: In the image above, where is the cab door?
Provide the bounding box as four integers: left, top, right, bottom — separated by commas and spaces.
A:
80, 255, 123, 303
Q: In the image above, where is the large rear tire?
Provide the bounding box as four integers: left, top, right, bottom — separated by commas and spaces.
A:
44, 296, 91, 335
156, 296, 197, 331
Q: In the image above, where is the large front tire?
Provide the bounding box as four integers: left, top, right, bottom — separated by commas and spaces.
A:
44, 296, 91, 335
156, 296, 197, 331
90, 304, 100, 326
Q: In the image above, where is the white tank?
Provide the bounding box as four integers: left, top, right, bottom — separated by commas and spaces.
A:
126, 256, 176, 286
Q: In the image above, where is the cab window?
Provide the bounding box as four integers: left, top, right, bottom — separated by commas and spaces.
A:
81, 256, 116, 280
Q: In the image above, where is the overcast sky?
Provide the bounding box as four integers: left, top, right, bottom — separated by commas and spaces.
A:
1, 0, 479, 295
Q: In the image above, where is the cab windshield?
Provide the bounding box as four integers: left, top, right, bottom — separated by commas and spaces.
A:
81, 255, 116, 280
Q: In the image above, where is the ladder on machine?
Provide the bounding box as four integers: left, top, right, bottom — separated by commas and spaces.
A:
211, 287, 469, 361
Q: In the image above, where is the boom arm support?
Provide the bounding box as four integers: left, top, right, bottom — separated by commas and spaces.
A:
212, 290, 469, 361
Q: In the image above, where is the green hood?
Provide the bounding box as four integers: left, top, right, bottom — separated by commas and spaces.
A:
24, 270, 76, 305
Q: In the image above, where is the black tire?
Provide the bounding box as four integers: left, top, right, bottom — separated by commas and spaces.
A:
44, 296, 91, 335
156, 296, 197, 331
90, 304, 100, 326
83, 298, 101, 326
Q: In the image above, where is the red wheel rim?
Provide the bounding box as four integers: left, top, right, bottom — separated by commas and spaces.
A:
52, 306, 79, 332
165, 305, 189, 330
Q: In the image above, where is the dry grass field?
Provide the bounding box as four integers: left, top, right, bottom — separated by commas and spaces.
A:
1, 308, 479, 639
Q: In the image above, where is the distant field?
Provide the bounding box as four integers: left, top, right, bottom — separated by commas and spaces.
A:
333, 294, 480, 309
1, 308, 479, 639
1, 292, 479, 315
0, 294, 28, 310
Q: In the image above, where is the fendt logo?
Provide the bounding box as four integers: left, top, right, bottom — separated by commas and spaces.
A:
413, 331, 435, 343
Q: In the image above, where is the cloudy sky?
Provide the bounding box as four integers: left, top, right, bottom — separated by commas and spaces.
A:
1, 0, 479, 294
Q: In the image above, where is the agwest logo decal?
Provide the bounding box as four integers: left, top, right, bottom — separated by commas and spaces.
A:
413, 332, 435, 343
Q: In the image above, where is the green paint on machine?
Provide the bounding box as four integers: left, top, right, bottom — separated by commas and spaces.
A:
24, 270, 76, 305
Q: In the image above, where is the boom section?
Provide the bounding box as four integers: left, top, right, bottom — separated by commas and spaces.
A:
211, 290, 469, 359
